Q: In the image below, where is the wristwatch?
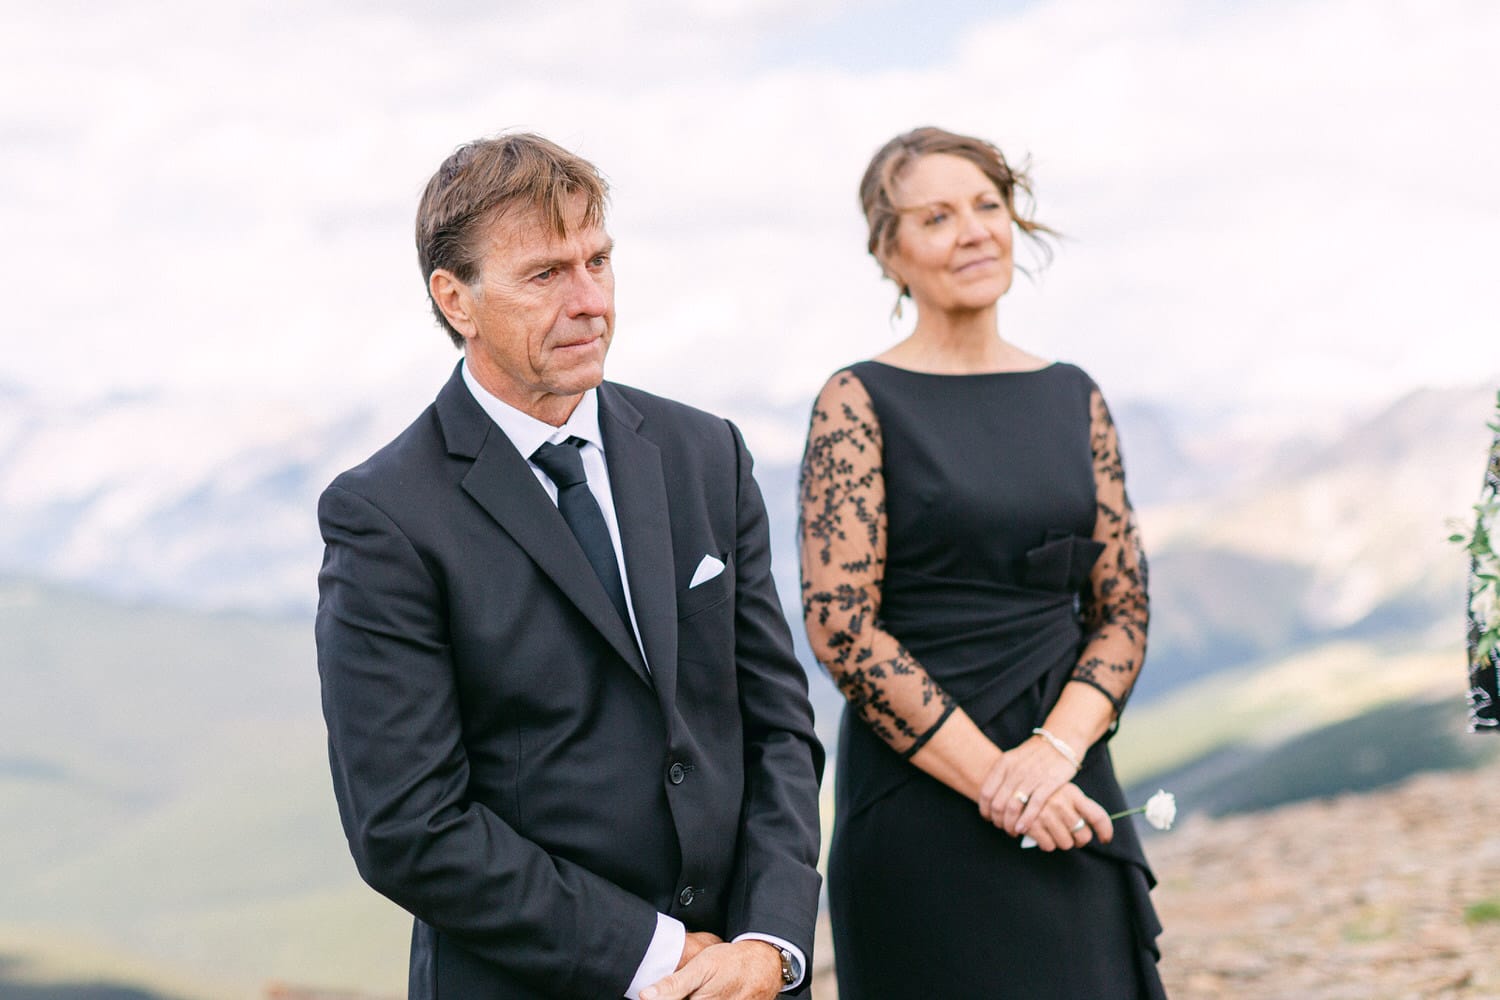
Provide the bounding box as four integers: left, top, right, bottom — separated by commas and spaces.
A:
776, 946, 795, 987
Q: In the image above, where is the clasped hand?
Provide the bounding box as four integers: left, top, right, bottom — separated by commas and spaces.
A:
641, 933, 783, 1000
977, 734, 1113, 851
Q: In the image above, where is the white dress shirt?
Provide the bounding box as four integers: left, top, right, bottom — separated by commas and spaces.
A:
461, 363, 804, 996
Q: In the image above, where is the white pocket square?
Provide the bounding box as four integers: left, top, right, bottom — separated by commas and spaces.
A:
689, 554, 726, 589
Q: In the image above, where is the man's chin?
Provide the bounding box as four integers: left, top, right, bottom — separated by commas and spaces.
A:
553, 354, 608, 393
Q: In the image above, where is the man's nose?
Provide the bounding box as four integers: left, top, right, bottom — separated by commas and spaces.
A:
566, 268, 610, 317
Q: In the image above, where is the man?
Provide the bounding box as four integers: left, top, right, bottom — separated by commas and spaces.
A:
315, 133, 823, 999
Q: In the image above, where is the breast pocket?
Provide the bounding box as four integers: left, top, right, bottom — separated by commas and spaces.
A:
677, 551, 733, 621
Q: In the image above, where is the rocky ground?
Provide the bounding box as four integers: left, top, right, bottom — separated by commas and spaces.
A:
809, 755, 1500, 998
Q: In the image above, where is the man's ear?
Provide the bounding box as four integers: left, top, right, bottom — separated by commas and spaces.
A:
429, 269, 479, 342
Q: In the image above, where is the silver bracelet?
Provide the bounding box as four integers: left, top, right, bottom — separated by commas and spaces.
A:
1031, 727, 1082, 772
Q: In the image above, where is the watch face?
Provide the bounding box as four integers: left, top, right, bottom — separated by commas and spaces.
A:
779, 948, 795, 985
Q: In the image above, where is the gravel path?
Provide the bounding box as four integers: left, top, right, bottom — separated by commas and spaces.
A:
809, 756, 1500, 998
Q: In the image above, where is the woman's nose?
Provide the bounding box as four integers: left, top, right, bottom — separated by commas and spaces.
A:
957, 209, 990, 243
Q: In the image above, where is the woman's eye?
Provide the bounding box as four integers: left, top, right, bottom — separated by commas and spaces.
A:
923, 212, 948, 226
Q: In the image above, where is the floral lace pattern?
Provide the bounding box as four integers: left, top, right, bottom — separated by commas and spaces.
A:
1071, 389, 1150, 712
799, 372, 956, 754
798, 368, 1148, 755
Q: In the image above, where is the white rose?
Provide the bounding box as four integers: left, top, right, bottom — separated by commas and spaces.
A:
1019, 788, 1179, 848
1144, 790, 1177, 831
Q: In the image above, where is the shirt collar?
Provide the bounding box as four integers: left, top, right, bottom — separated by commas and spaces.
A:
461, 359, 604, 459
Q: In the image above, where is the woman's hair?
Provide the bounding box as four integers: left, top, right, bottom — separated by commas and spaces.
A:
858, 126, 1056, 271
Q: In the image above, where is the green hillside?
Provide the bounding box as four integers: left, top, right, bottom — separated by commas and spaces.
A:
1132, 696, 1495, 819
0, 579, 409, 997
0, 979, 176, 1000
1111, 635, 1495, 819
1, 576, 1486, 996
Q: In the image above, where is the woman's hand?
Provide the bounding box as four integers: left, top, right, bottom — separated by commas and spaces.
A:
1018, 783, 1114, 851
978, 733, 1090, 838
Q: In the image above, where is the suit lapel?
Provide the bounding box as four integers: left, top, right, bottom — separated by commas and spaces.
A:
436, 368, 651, 685
599, 384, 679, 717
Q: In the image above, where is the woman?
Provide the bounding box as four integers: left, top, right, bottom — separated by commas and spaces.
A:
799, 126, 1165, 998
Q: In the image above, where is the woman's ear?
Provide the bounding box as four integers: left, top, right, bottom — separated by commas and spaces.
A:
878, 253, 903, 290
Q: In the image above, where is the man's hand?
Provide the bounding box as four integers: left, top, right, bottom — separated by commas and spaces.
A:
641, 940, 783, 1000
677, 931, 724, 970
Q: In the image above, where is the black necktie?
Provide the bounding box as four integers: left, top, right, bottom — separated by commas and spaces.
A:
530, 436, 632, 630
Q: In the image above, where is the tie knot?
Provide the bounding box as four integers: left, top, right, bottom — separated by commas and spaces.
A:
531, 437, 588, 488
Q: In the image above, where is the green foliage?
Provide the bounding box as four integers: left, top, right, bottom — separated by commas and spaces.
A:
1463, 898, 1500, 926
1480, 629, 1499, 662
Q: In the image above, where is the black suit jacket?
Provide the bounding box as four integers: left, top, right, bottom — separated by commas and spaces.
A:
315, 366, 824, 998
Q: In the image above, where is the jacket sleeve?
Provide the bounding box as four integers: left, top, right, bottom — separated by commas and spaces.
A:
719, 421, 826, 972
315, 482, 657, 998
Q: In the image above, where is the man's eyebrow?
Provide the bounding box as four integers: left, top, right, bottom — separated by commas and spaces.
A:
513, 253, 567, 275
513, 238, 615, 276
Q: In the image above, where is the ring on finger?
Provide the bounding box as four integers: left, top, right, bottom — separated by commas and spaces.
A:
1015, 792, 1030, 805
1070, 818, 1087, 832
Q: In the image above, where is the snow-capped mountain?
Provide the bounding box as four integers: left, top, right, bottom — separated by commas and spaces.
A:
0, 378, 1493, 678
0, 385, 395, 612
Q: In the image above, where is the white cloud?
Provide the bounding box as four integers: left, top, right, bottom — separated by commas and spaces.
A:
1, 0, 1495, 443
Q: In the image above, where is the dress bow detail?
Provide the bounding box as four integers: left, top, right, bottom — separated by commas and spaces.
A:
1022, 529, 1106, 593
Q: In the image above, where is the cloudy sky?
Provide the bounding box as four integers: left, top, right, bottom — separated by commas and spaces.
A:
3, 0, 1496, 455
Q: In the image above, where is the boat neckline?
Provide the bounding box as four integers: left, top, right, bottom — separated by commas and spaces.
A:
859, 359, 1061, 377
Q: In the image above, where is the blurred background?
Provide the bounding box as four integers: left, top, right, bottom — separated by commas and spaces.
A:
2, 0, 1497, 996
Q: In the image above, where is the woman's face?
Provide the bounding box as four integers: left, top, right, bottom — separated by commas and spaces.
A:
884, 153, 1014, 315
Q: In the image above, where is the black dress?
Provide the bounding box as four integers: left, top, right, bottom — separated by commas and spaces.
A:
799, 361, 1165, 999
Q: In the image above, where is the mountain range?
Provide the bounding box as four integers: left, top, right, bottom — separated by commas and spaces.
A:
2, 375, 1493, 693
1, 376, 1496, 996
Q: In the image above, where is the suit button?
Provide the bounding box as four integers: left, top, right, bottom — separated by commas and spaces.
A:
678, 886, 696, 907
668, 762, 687, 784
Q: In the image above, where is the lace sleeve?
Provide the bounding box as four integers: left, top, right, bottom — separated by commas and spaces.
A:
1072, 386, 1150, 713
798, 371, 957, 756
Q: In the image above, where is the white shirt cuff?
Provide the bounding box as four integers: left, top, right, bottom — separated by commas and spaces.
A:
733, 932, 806, 992
625, 912, 685, 1000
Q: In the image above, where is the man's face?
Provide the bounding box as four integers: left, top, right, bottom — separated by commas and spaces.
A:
450, 190, 615, 424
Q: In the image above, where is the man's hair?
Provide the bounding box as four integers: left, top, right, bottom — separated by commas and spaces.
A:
415, 132, 610, 346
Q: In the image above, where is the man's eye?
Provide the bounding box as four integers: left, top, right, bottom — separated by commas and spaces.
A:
534, 267, 558, 282
589, 254, 609, 268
